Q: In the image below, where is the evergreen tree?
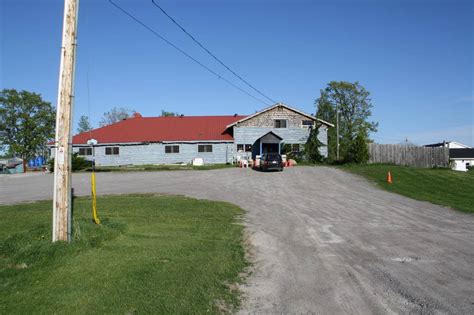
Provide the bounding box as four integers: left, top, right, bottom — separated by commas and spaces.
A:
348, 130, 369, 163
315, 95, 337, 161
304, 125, 324, 163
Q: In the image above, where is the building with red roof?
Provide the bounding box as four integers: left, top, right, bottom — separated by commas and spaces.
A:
49, 103, 332, 166
72, 114, 245, 144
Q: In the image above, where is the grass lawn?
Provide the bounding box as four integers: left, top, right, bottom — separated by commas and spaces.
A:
341, 164, 474, 213
0, 195, 247, 314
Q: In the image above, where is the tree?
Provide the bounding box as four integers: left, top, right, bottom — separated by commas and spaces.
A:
77, 115, 92, 133
304, 125, 324, 163
99, 107, 134, 126
348, 129, 369, 163
0, 89, 55, 159
160, 110, 180, 117
315, 81, 377, 163
315, 94, 337, 161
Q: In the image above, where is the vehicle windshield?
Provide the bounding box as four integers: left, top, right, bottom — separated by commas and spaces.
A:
265, 153, 282, 161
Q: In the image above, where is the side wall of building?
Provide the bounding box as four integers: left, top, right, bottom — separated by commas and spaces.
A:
451, 158, 474, 172
51, 142, 233, 166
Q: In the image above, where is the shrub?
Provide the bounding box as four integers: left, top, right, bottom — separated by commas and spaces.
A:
346, 130, 369, 164
304, 126, 325, 163
47, 153, 91, 172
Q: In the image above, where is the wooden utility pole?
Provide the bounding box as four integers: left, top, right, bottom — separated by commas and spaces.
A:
53, 0, 79, 242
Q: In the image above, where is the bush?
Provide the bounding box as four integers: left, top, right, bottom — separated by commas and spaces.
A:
304, 126, 324, 163
346, 130, 369, 164
48, 153, 91, 172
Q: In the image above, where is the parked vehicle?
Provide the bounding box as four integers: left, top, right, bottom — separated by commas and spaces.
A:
259, 153, 284, 172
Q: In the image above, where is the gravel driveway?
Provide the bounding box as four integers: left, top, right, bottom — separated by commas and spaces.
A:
1, 167, 473, 314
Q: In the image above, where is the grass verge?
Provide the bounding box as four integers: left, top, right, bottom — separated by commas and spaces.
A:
0, 194, 247, 314
340, 164, 474, 213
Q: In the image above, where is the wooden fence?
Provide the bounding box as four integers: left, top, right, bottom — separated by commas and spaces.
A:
368, 143, 449, 168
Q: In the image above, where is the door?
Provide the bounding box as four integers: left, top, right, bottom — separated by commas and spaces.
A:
262, 143, 279, 154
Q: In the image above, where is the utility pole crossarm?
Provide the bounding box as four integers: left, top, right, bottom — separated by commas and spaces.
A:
53, 0, 79, 242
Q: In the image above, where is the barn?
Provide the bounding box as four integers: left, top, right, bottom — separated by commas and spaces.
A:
49, 103, 333, 166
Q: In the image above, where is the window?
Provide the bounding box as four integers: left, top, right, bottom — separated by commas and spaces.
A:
292, 144, 300, 152
274, 119, 287, 128
165, 145, 180, 153
198, 145, 213, 153
302, 120, 314, 128
237, 144, 252, 152
78, 148, 92, 156
105, 147, 119, 155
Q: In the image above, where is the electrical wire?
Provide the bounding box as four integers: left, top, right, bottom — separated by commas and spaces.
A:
108, 0, 271, 106
150, 0, 276, 104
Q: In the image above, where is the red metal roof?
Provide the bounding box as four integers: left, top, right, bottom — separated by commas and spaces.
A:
71, 115, 246, 144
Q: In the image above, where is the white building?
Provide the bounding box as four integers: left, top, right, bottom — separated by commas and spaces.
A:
449, 149, 474, 172
425, 141, 473, 172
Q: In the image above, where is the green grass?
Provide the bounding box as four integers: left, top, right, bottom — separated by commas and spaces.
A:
0, 195, 247, 314
89, 163, 235, 172
341, 164, 474, 213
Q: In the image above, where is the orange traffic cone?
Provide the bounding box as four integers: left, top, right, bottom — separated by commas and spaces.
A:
387, 171, 393, 184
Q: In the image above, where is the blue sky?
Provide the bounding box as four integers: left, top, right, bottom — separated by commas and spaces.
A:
1, 0, 473, 146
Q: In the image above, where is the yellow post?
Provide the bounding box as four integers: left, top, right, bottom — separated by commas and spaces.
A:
91, 171, 100, 224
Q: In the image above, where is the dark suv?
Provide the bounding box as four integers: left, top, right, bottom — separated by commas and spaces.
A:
259, 153, 284, 172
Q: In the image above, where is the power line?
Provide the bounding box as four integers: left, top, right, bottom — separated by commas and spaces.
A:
151, 0, 276, 104
108, 0, 271, 106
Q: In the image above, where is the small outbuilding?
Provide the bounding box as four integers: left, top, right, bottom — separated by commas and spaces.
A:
449, 149, 474, 172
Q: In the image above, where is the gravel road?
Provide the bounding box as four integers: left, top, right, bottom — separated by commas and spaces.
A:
1, 167, 473, 314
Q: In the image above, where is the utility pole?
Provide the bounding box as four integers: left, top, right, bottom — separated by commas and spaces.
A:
53, 0, 79, 242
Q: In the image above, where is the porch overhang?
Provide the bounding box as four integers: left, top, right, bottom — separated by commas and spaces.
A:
256, 131, 283, 155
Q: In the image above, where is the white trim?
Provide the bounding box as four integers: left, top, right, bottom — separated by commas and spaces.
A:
448, 141, 471, 149
226, 103, 334, 128
301, 119, 315, 128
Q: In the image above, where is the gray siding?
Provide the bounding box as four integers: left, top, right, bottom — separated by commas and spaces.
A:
233, 126, 328, 157
52, 142, 233, 166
